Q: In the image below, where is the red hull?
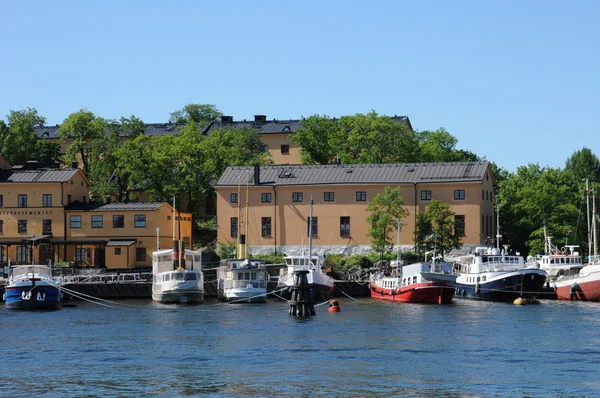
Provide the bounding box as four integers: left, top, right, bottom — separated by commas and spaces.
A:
556, 279, 600, 301
370, 281, 455, 304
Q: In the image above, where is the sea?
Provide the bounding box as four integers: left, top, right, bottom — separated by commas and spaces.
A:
1, 297, 600, 397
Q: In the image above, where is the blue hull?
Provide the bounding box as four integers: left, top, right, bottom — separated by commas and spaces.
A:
455, 271, 547, 302
5, 285, 61, 310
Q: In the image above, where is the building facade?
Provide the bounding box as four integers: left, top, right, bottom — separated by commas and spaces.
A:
0, 159, 192, 269
215, 162, 496, 256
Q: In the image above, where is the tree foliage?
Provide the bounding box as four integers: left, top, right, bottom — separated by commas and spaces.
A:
417, 128, 479, 162
564, 147, 600, 186
414, 200, 462, 259
291, 115, 344, 164
0, 108, 46, 166
58, 109, 106, 175
366, 186, 409, 254
169, 103, 223, 124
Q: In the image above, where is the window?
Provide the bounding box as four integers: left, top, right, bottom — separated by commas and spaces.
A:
261, 193, 272, 203
485, 215, 489, 237
18, 220, 27, 233
43, 194, 52, 207
292, 192, 303, 202
482, 190, 485, 200
17, 246, 27, 263
231, 217, 238, 238
0, 220, 3, 233
134, 215, 146, 228
0, 194, 3, 207
42, 219, 52, 235
115, 248, 121, 255
307, 217, 318, 237
340, 216, 351, 237
230, 193, 238, 203
324, 192, 335, 202
113, 215, 124, 228
76, 248, 87, 262
281, 144, 289, 154
454, 190, 465, 200
136, 248, 146, 262
490, 191, 493, 202
481, 215, 485, 237
455, 215, 465, 236
356, 191, 366, 201
421, 190, 432, 201
70, 215, 82, 228
262, 217, 272, 237
486, 191, 489, 201
67, 194, 72, 204
92, 215, 103, 228
82, 196, 87, 204
18, 194, 27, 208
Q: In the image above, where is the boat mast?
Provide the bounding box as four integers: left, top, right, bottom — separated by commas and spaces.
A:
495, 200, 501, 250
237, 177, 241, 258
586, 179, 591, 263
593, 187, 597, 260
308, 196, 313, 267
245, 171, 249, 260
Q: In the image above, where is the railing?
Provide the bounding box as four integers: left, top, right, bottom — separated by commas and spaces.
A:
57, 272, 152, 284
224, 280, 266, 289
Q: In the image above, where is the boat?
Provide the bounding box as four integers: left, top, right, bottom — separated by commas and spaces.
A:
527, 235, 584, 292
151, 240, 204, 304
276, 197, 335, 302
217, 258, 268, 303
454, 246, 547, 302
369, 258, 457, 304
4, 261, 61, 310
554, 181, 600, 301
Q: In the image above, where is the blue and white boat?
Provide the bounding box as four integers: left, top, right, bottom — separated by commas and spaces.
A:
454, 246, 547, 302
217, 258, 268, 303
4, 263, 61, 310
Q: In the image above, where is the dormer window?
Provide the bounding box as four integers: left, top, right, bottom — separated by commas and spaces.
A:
282, 125, 291, 132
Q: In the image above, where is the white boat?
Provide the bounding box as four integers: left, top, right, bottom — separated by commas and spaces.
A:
277, 254, 335, 302
527, 236, 584, 288
4, 262, 61, 310
217, 258, 267, 303
152, 242, 203, 304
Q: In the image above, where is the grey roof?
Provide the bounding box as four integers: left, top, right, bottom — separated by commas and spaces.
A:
0, 168, 78, 183
33, 123, 209, 139
216, 162, 491, 187
65, 201, 166, 212
206, 115, 412, 135
106, 240, 136, 246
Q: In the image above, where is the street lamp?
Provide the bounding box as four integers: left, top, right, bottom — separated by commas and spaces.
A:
156, 227, 160, 250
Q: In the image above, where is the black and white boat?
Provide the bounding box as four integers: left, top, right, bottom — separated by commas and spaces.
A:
454, 246, 547, 302
4, 261, 61, 310
152, 240, 204, 304
276, 197, 334, 302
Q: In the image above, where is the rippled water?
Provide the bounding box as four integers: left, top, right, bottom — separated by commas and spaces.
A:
1, 297, 600, 397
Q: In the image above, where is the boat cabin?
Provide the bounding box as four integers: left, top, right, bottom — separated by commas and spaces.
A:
218, 259, 267, 289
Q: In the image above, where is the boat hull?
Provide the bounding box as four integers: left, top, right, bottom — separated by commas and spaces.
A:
277, 282, 335, 303
370, 282, 455, 304
219, 288, 267, 303
152, 290, 204, 304
455, 270, 547, 302
556, 279, 600, 301
5, 284, 61, 310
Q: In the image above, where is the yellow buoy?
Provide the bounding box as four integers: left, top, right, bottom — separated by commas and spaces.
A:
513, 297, 526, 305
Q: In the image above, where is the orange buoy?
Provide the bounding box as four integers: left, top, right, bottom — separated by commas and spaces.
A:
328, 299, 341, 313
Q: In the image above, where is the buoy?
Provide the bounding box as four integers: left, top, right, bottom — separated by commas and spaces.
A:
513, 297, 526, 305
328, 299, 341, 313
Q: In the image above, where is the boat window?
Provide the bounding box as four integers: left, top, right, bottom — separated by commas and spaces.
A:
173, 273, 184, 280
194, 255, 201, 263
482, 276, 486, 281
237, 273, 243, 280
245, 273, 250, 280
251, 272, 256, 280
184, 273, 197, 281
551, 259, 555, 264
413, 276, 417, 284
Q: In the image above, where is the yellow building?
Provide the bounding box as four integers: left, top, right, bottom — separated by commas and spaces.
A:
0, 157, 192, 269
215, 162, 496, 256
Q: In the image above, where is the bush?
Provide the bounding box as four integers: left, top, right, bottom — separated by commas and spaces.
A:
251, 253, 285, 264
216, 242, 236, 260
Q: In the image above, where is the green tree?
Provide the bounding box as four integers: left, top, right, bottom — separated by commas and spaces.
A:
169, 104, 223, 124
36, 140, 63, 168
564, 147, 600, 185
58, 109, 106, 175
366, 186, 409, 254
413, 211, 434, 258
423, 200, 462, 259
417, 128, 479, 162
340, 111, 420, 164
0, 108, 46, 165
290, 114, 345, 164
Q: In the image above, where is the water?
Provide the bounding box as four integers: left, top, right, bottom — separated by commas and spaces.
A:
1, 297, 600, 397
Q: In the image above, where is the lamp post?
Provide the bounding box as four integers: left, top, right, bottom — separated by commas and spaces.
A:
156, 227, 160, 250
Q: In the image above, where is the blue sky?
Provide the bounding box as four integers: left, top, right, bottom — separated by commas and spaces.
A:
1, 1, 598, 172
